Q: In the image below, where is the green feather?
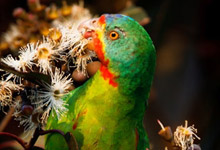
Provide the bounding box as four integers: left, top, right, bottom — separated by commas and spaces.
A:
45, 14, 156, 150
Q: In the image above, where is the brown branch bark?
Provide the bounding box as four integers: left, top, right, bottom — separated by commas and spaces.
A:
0, 107, 14, 132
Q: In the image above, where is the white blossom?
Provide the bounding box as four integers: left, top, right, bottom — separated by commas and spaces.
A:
34, 38, 56, 74
1, 43, 36, 72
3, 25, 21, 50
0, 80, 23, 107
17, 43, 36, 72
36, 68, 72, 122
174, 120, 200, 150
15, 112, 40, 139
1, 55, 20, 71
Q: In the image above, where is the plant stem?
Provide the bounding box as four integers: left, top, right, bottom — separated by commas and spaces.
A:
27, 128, 66, 150
27, 128, 41, 150
0, 132, 27, 149
0, 107, 14, 132
38, 129, 65, 136
0, 128, 75, 150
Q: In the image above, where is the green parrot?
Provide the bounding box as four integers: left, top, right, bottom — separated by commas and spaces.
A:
45, 14, 156, 150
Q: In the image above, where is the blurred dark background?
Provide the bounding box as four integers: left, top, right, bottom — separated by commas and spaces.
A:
0, 0, 219, 149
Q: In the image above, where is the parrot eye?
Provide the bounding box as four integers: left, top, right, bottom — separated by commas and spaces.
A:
109, 31, 119, 40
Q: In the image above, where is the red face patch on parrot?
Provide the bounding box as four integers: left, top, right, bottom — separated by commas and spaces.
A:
98, 15, 105, 25
94, 15, 118, 87
93, 32, 118, 87
79, 15, 118, 87
100, 65, 118, 87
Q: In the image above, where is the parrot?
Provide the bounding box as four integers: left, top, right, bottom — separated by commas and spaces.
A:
45, 14, 156, 150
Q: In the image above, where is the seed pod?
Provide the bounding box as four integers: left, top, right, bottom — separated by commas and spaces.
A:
0, 41, 8, 50
29, 35, 39, 43
61, 1, 72, 16
12, 36, 26, 49
46, 4, 59, 20
21, 105, 34, 116
61, 63, 68, 72
39, 22, 50, 36
28, 0, 45, 13
48, 28, 62, 42
72, 69, 88, 83
158, 126, 173, 141
86, 61, 101, 77
187, 144, 201, 150
157, 120, 173, 141
13, 8, 27, 20
22, 80, 31, 87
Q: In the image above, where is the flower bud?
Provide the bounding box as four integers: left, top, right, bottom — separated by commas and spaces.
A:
21, 105, 34, 116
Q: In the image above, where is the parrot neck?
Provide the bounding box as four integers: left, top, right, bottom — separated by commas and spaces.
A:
99, 64, 118, 87
92, 31, 119, 87
86, 70, 145, 119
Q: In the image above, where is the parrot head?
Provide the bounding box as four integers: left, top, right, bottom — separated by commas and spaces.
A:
78, 14, 156, 96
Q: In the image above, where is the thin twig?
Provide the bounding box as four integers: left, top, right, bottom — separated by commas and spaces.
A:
27, 128, 66, 150
38, 129, 65, 136
0, 107, 14, 132
27, 128, 41, 150
0, 132, 28, 149
0, 140, 19, 149
0, 127, 76, 150
0, 61, 51, 85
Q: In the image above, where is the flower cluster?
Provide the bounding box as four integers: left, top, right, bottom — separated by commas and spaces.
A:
0, 0, 91, 54
174, 120, 200, 150
0, 0, 100, 138
0, 79, 23, 108
158, 120, 200, 150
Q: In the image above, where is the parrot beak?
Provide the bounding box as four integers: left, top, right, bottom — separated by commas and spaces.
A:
77, 18, 100, 34
77, 18, 101, 51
